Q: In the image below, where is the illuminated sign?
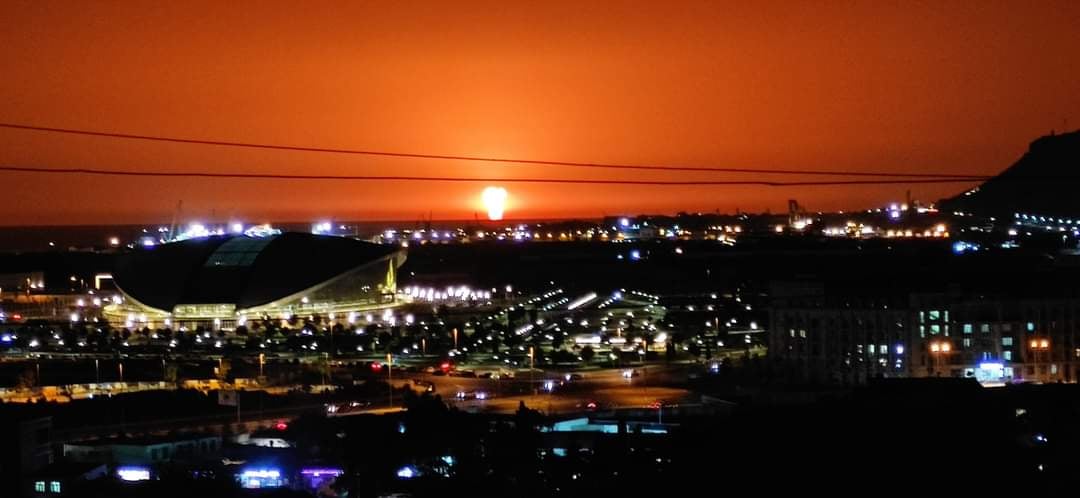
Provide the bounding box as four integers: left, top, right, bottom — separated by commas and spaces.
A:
117, 467, 151, 482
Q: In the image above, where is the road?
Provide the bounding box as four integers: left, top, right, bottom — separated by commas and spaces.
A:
445, 386, 693, 414
388, 363, 694, 415
55, 363, 697, 442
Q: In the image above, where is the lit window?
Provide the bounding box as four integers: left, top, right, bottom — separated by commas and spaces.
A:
930, 325, 941, 335
919, 312, 925, 323
1004, 351, 1013, 361
50, 482, 61, 494
1027, 322, 1035, 332
944, 311, 950, 321
962, 338, 972, 348
35, 482, 45, 493
919, 325, 925, 338
980, 324, 990, 334
929, 310, 940, 321
963, 324, 973, 334
1002, 337, 1013, 346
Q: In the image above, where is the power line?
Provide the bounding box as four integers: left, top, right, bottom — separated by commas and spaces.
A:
0, 122, 991, 180
0, 165, 982, 186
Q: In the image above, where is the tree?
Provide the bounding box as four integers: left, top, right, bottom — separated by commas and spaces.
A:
15, 366, 37, 389
551, 350, 577, 364
216, 359, 231, 380
163, 362, 179, 383
515, 400, 543, 430
580, 345, 596, 363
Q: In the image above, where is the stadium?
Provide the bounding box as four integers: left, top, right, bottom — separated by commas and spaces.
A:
104, 233, 406, 330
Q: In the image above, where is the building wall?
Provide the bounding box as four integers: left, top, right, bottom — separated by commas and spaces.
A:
64, 436, 222, 465
770, 282, 1080, 384
0, 416, 53, 498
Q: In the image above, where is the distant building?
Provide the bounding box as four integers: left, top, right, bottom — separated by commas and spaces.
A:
768, 255, 1080, 384
105, 232, 406, 330
64, 434, 222, 465
0, 271, 45, 295
232, 430, 293, 449
0, 411, 53, 498
26, 462, 107, 498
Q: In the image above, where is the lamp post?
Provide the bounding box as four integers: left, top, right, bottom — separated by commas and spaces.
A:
386, 353, 393, 408
641, 340, 648, 396
529, 346, 535, 395
929, 340, 951, 377
452, 328, 458, 350
1029, 338, 1050, 383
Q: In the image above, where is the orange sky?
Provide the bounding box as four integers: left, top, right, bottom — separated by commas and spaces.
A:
1, 0, 1079, 225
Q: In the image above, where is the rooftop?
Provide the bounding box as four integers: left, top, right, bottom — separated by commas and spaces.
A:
112, 232, 401, 311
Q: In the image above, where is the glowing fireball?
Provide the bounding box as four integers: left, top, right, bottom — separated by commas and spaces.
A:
481, 186, 508, 221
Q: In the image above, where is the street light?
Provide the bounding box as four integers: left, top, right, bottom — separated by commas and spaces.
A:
528, 346, 536, 395
928, 340, 951, 376
387, 353, 393, 408
1029, 337, 1050, 382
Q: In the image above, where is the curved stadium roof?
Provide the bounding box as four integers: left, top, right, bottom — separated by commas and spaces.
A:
112, 233, 402, 312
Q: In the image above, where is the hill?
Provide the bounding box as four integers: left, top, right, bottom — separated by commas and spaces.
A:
940, 130, 1080, 218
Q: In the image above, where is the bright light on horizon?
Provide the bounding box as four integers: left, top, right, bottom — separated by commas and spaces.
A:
481, 186, 508, 221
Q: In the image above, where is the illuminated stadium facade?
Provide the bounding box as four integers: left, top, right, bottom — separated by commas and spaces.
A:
105, 233, 405, 330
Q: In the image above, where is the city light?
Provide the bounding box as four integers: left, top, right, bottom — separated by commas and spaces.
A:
240, 469, 281, 479
117, 467, 151, 482
567, 292, 598, 310
300, 468, 343, 477
312, 221, 332, 234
